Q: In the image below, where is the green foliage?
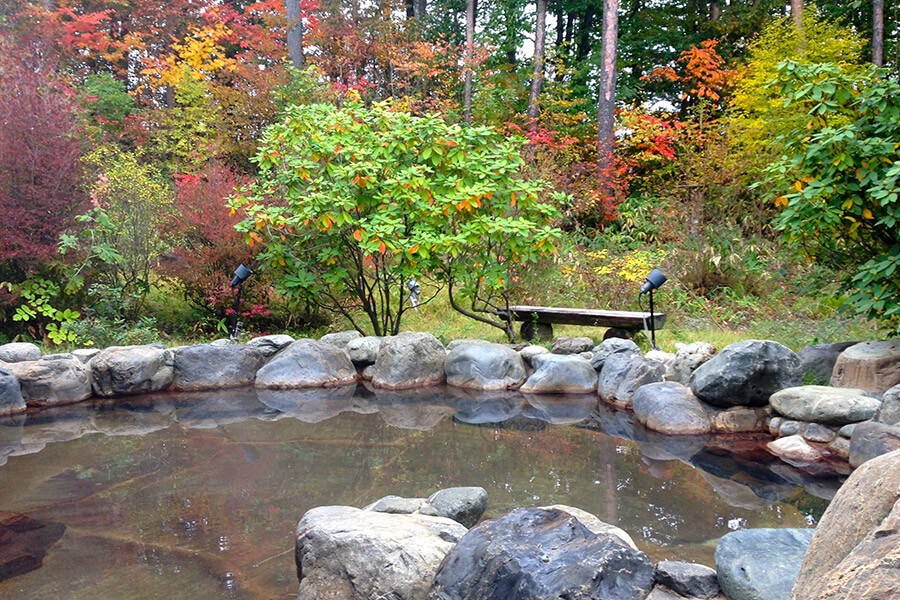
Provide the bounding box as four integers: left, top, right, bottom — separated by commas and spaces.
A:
3, 278, 81, 345
148, 71, 221, 173
79, 73, 134, 124
764, 61, 900, 329
233, 102, 563, 337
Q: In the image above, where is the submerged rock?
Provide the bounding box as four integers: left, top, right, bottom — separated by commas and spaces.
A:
715, 528, 814, 600
427, 507, 654, 600
295, 505, 466, 600
90, 345, 174, 397
791, 450, 900, 600
0, 512, 66, 582
172, 344, 266, 391
6, 357, 92, 406
520, 353, 597, 394
831, 339, 900, 393
769, 385, 880, 425
371, 332, 446, 390
632, 382, 711, 435
691, 340, 801, 407
444, 343, 526, 391
255, 339, 357, 388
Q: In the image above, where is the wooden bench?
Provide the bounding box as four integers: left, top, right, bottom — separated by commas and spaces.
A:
499, 305, 666, 341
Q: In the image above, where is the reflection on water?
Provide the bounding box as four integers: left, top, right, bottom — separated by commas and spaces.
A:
0, 385, 835, 600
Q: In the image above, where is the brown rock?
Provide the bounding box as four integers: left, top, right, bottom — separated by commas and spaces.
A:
791, 449, 900, 600
831, 340, 900, 393
709, 406, 769, 433
0, 512, 66, 582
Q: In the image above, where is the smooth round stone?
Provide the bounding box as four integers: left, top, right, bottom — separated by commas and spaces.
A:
767, 435, 822, 464
770, 385, 880, 425
831, 340, 900, 393
632, 382, 711, 435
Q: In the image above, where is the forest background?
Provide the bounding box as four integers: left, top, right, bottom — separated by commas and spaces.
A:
0, 0, 897, 351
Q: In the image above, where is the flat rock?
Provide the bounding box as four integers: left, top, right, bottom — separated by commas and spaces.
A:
346, 336, 383, 366
715, 528, 814, 600
0, 369, 25, 416
296, 506, 466, 600
427, 507, 654, 600
519, 354, 597, 394
632, 382, 711, 435
6, 357, 92, 406
444, 343, 526, 391
654, 560, 720, 599
420, 487, 488, 528
875, 383, 900, 425
831, 339, 900, 393
691, 340, 801, 407
770, 385, 880, 425
172, 344, 266, 391
90, 345, 174, 397
849, 420, 900, 468
791, 450, 900, 600
319, 330, 363, 349
798, 342, 859, 384
591, 337, 641, 371
540, 504, 637, 549
0, 512, 66, 582
255, 339, 357, 388
598, 354, 666, 408
551, 336, 595, 355
371, 332, 446, 390
802, 422, 837, 443
767, 435, 822, 464
246, 334, 295, 357
666, 342, 717, 384
0, 343, 40, 363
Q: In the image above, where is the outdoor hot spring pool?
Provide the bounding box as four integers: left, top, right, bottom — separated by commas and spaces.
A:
0, 386, 837, 599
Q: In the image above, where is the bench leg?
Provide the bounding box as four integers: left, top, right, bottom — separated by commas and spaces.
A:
521, 321, 553, 342
603, 327, 632, 341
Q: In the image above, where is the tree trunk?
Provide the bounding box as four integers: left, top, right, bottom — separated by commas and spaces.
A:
873, 0, 884, 66
464, 0, 475, 124
790, 0, 803, 29
596, 0, 619, 197
527, 0, 548, 123
556, 9, 564, 47
575, 6, 594, 61
416, 0, 427, 18
710, 0, 720, 21
286, 0, 304, 68
406, 0, 415, 19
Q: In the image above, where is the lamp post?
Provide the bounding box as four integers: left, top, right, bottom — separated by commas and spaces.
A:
230, 264, 253, 341
639, 268, 666, 349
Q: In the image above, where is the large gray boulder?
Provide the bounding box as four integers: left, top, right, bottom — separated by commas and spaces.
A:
0, 368, 25, 416
715, 528, 814, 600
654, 561, 721, 599
665, 342, 717, 384
90, 345, 174, 397
798, 342, 858, 384
444, 343, 526, 391
632, 382, 711, 435
246, 334, 295, 357
598, 353, 666, 408
320, 330, 363, 349
791, 450, 900, 600
420, 487, 488, 528
0, 342, 41, 363
346, 336, 383, 367
427, 508, 654, 600
691, 340, 801, 407
6, 356, 92, 406
172, 344, 266, 391
255, 339, 357, 388
371, 332, 446, 389
591, 337, 641, 371
849, 420, 900, 468
769, 385, 881, 425
875, 383, 900, 425
519, 353, 597, 394
831, 339, 900, 393
295, 505, 466, 600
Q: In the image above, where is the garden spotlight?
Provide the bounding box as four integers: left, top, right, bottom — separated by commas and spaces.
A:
230, 264, 253, 341
638, 268, 666, 349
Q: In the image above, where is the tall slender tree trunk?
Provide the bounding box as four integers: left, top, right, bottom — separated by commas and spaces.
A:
790, 0, 803, 29
464, 0, 475, 124
350, 0, 360, 25
597, 0, 619, 196
406, 0, 415, 19
710, 0, 720, 21
527, 0, 548, 123
556, 9, 565, 47
575, 7, 594, 61
286, 0, 304, 68
873, 0, 884, 66
416, 0, 427, 18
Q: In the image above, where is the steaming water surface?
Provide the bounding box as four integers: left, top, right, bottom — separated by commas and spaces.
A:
0, 386, 835, 599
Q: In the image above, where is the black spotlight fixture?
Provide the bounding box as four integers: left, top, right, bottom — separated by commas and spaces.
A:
230, 264, 253, 340
639, 268, 667, 349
